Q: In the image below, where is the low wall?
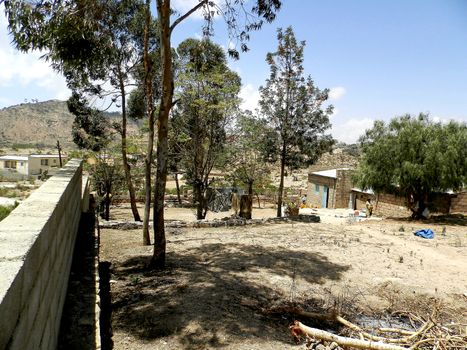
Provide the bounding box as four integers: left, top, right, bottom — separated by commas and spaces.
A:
450, 191, 467, 214
0, 159, 84, 350
374, 193, 411, 218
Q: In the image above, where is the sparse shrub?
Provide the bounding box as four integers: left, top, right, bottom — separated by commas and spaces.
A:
398, 256, 404, 263
398, 225, 405, 232
0, 203, 18, 222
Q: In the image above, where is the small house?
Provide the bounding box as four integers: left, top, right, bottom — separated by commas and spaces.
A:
307, 168, 353, 208
0, 154, 66, 179
0, 155, 29, 176
28, 154, 65, 176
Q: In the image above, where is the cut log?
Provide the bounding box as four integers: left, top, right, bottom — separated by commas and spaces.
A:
290, 321, 409, 350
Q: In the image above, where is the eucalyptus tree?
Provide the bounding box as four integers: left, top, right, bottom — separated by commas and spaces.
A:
354, 114, 467, 218
173, 38, 241, 219
3, 0, 146, 222
227, 111, 271, 198
149, 0, 281, 267
4, 0, 281, 268
259, 27, 334, 217
68, 92, 111, 152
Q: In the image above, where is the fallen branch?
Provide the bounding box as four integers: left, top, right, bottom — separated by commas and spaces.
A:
290, 321, 409, 350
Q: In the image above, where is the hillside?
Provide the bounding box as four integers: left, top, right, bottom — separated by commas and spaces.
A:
0, 100, 131, 148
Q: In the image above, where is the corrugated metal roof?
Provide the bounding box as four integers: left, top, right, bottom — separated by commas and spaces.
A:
311, 168, 350, 179
29, 154, 62, 158
351, 187, 375, 195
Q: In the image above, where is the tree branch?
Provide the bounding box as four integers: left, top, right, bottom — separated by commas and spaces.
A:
170, 0, 208, 33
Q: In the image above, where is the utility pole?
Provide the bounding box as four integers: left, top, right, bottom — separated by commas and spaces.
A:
56, 140, 63, 167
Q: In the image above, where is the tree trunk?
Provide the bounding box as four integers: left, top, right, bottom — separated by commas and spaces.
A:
105, 191, 110, 221
276, 142, 287, 217
56, 140, 63, 167
151, 0, 171, 268
119, 70, 141, 222
239, 194, 252, 219
175, 172, 181, 204
194, 182, 205, 220
142, 0, 154, 246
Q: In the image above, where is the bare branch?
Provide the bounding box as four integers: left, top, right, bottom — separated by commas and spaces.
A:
170, 0, 208, 33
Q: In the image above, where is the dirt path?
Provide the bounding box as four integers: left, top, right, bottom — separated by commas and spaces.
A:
100, 207, 467, 349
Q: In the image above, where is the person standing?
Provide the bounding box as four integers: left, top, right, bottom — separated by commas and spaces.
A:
365, 199, 373, 217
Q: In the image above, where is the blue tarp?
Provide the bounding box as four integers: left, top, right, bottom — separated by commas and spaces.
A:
414, 229, 434, 239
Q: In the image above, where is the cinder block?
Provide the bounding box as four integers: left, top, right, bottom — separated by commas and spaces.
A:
0, 261, 23, 349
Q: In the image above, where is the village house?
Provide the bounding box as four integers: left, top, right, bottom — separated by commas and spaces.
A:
307, 167, 466, 217
0, 154, 66, 179
306, 168, 353, 209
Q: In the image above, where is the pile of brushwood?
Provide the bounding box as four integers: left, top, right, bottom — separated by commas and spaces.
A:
286, 304, 466, 350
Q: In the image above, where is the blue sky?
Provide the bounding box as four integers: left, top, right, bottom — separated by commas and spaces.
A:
1, 0, 466, 143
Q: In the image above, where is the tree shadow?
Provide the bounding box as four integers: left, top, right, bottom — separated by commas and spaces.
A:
387, 214, 466, 227
109, 242, 350, 349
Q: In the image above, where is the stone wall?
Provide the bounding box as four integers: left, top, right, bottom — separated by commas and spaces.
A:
374, 193, 411, 218
334, 169, 353, 208
449, 191, 467, 214
0, 159, 84, 350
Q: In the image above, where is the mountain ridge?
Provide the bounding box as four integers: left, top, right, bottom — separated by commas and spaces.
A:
0, 99, 125, 148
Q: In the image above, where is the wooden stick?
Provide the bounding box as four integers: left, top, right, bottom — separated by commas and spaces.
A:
290, 321, 409, 350
378, 328, 414, 336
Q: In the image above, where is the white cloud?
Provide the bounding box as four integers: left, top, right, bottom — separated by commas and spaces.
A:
432, 115, 466, 124
329, 86, 346, 100
239, 84, 260, 112
0, 4, 71, 104
331, 117, 375, 144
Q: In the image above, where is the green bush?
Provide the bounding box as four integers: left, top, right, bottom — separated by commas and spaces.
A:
0, 203, 18, 222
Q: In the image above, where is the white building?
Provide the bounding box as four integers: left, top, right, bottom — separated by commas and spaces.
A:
27, 155, 66, 176
0, 155, 29, 175
0, 154, 67, 178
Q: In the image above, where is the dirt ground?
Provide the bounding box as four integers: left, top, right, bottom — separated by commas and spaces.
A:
99, 205, 467, 350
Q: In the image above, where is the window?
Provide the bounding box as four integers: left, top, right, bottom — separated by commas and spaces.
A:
53, 159, 56, 163
20, 162, 24, 166
41, 159, 49, 166
5, 161, 17, 169
315, 184, 320, 193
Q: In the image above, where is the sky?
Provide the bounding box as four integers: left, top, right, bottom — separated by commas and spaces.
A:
1, 0, 467, 143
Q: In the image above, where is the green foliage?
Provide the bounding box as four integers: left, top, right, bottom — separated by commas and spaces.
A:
0, 187, 16, 198
68, 92, 111, 151
259, 27, 334, 169
91, 152, 125, 220
354, 113, 467, 213
0, 203, 19, 222
226, 111, 271, 194
172, 38, 241, 218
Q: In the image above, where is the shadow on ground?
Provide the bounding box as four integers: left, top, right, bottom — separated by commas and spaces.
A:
388, 214, 466, 226
109, 242, 350, 349
57, 211, 99, 350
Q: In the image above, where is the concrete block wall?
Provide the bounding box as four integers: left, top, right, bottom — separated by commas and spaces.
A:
0, 159, 83, 350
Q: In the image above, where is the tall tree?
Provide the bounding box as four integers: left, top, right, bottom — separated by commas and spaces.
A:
3, 0, 145, 222
68, 92, 111, 152
227, 111, 271, 198
259, 27, 334, 217
151, 0, 281, 268
354, 114, 467, 218
4, 0, 282, 268
173, 38, 241, 219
